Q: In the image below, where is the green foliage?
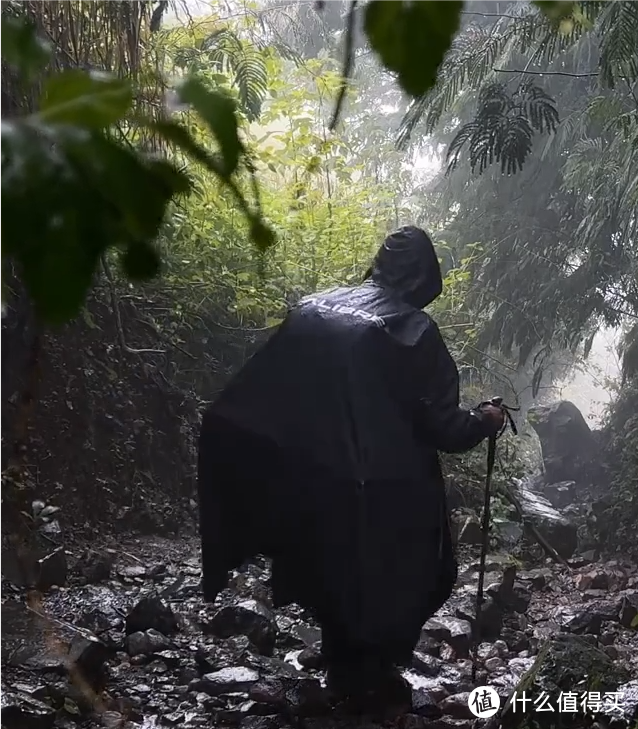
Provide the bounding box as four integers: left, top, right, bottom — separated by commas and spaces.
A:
168, 24, 270, 122
401, 0, 638, 389
1, 13, 273, 325
157, 52, 398, 331
364, 0, 463, 97
1, 13, 51, 81
0, 0, 609, 325
447, 82, 559, 175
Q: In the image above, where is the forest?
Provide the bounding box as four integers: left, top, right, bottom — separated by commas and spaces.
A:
1, 1, 638, 728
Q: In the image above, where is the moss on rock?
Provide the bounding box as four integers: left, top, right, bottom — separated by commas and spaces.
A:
501, 634, 630, 728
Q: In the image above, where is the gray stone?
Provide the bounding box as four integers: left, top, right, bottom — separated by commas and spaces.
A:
527, 400, 598, 484
199, 667, 260, 696
510, 479, 578, 559
126, 628, 172, 657
1, 693, 56, 729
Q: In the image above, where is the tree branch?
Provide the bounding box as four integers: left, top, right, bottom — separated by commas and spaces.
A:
100, 256, 165, 356
493, 68, 598, 78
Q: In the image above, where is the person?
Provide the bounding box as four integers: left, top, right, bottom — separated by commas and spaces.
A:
197, 225, 504, 713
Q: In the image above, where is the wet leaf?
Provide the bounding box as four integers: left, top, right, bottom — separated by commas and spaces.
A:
40, 70, 133, 129
1, 15, 52, 81
2, 118, 188, 324
151, 119, 225, 177
364, 1, 462, 97
177, 77, 241, 179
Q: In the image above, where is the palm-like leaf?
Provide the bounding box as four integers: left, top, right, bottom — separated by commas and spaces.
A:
598, 0, 638, 87
396, 1, 633, 158
447, 82, 558, 174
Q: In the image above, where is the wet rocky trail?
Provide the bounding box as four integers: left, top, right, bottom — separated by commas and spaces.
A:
2, 401, 638, 729
2, 532, 638, 729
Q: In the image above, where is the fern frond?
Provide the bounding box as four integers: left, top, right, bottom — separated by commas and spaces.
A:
598, 1, 638, 87
201, 29, 268, 121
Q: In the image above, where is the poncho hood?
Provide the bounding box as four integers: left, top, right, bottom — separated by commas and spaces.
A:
370, 226, 443, 309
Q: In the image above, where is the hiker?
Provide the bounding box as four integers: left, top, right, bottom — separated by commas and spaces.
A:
197, 225, 504, 710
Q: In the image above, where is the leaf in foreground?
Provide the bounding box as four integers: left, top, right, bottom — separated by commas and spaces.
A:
40, 69, 133, 129
364, 0, 463, 98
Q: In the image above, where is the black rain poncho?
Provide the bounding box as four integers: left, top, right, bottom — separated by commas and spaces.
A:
198, 226, 495, 664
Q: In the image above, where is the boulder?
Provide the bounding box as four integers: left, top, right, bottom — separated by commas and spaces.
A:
501, 634, 629, 726
542, 481, 576, 509
527, 401, 598, 484
510, 479, 578, 559
125, 593, 178, 636
205, 600, 277, 656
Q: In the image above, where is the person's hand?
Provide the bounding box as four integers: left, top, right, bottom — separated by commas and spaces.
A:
479, 403, 505, 431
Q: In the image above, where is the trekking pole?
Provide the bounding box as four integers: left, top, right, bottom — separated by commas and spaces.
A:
471, 397, 519, 684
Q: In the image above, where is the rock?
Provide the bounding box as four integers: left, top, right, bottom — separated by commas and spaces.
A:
206, 600, 277, 656
574, 568, 617, 592
487, 582, 532, 614
485, 657, 505, 672
412, 651, 443, 677
558, 600, 622, 635
497, 521, 524, 548
579, 549, 598, 563
574, 571, 609, 591
1, 606, 66, 671
543, 481, 576, 509
501, 634, 629, 725
618, 590, 638, 628
297, 646, 323, 670
118, 564, 147, 579
291, 623, 322, 648
36, 548, 67, 591
486, 566, 531, 614
422, 618, 472, 658
126, 629, 172, 657
0, 693, 56, 729
75, 550, 113, 584
414, 632, 441, 657
519, 567, 552, 590
611, 680, 638, 724
239, 718, 284, 729
199, 667, 260, 696
125, 593, 178, 636
458, 515, 483, 545
67, 633, 109, 693
510, 479, 578, 559
501, 628, 529, 653
249, 675, 327, 716
477, 642, 498, 660
411, 689, 442, 718
527, 400, 598, 483
456, 596, 503, 642
440, 692, 474, 719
